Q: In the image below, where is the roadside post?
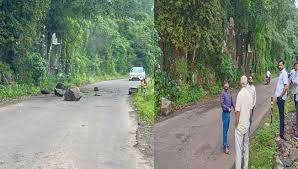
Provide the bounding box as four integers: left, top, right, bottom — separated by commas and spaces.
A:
271, 96, 274, 124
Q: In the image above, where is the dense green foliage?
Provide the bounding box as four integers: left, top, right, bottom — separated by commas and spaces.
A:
0, 0, 158, 95
154, 0, 298, 109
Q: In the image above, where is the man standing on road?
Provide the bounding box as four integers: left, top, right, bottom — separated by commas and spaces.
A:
247, 76, 256, 133
274, 60, 289, 140
235, 76, 253, 169
220, 81, 235, 154
289, 62, 298, 140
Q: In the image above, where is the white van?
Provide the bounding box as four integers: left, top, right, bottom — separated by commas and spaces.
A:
129, 67, 145, 81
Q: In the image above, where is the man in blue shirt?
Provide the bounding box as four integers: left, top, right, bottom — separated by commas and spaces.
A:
274, 60, 289, 140
220, 80, 235, 154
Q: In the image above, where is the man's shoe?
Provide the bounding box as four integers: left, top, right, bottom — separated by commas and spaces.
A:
280, 135, 288, 141
223, 148, 230, 155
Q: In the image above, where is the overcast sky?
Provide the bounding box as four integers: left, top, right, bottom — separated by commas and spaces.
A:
296, 0, 298, 7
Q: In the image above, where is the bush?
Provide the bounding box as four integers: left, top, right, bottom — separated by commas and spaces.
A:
0, 62, 13, 84
218, 57, 238, 84
14, 53, 48, 85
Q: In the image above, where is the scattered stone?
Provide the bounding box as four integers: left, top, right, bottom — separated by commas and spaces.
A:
290, 148, 298, 161
281, 157, 293, 167
64, 87, 81, 101
93, 87, 101, 96
279, 139, 291, 157
40, 89, 50, 95
276, 111, 298, 168
276, 155, 284, 169
54, 83, 65, 97
161, 98, 171, 116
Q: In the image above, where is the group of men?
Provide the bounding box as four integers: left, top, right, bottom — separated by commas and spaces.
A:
220, 60, 298, 169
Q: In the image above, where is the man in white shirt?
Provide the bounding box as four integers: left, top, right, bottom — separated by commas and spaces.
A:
290, 62, 298, 140
266, 70, 271, 78
289, 68, 295, 79
247, 76, 256, 133
274, 60, 289, 140
235, 76, 253, 169
266, 70, 271, 84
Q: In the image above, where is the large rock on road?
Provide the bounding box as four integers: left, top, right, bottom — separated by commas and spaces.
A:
64, 87, 82, 101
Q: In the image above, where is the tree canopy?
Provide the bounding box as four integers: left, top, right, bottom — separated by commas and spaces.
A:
0, 0, 158, 85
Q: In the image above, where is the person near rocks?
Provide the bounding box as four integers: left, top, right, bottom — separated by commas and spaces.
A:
274, 60, 289, 140
235, 75, 253, 169
289, 62, 298, 140
220, 80, 235, 154
247, 76, 256, 133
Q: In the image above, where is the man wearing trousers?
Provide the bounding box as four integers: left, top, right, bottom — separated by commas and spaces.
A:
220, 81, 235, 154
274, 60, 289, 140
290, 62, 298, 140
247, 76, 256, 133
235, 76, 253, 169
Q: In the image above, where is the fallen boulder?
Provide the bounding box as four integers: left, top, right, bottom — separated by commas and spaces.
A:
161, 98, 171, 116
54, 82, 65, 97
94, 87, 99, 91
40, 89, 51, 94
64, 87, 81, 101
94, 86, 101, 96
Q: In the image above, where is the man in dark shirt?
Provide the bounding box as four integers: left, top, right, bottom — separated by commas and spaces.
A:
220, 81, 235, 154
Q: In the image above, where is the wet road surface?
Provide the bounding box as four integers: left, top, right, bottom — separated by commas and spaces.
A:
155, 79, 278, 169
0, 79, 151, 169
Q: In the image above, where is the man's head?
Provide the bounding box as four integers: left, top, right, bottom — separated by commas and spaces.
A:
278, 60, 285, 71
248, 76, 253, 85
223, 81, 229, 91
240, 75, 248, 88
294, 62, 298, 71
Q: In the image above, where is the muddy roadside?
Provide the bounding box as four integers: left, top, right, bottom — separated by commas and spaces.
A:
129, 95, 154, 168
135, 114, 154, 168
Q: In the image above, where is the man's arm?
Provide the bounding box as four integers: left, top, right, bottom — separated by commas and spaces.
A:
220, 93, 228, 110
279, 73, 289, 98
235, 111, 240, 127
253, 89, 256, 107
279, 84, 289, 98
231, 95, 235, 110
235, 94, 241, 127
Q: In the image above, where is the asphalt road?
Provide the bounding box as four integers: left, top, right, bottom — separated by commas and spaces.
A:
0, 79, 151, 169
154, 79, 278, 169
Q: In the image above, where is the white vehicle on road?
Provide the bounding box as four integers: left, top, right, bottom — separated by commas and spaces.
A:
128, 78, 140, 95
129, 67, 145, 81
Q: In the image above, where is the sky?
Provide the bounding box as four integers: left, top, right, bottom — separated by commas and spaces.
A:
296, 0, 298, 7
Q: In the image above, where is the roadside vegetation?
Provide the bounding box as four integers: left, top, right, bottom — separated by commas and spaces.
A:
0, 74, 126, 101
154, 1, 298, 115
0, 0, 158, 101
132, 80, 155, 124
249, 99, 295, 168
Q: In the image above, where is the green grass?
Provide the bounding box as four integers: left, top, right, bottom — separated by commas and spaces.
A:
0, 84, 40, 101
249, 98, 295, 169
132, 80, 155, 124
175, 85, 207, 106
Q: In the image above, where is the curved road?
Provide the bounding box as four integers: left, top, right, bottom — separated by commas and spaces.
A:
0, 79, 151, 169
155, 79, 278, 169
